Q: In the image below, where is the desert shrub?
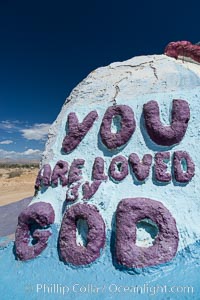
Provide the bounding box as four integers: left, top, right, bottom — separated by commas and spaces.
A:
8, 169, 23, 178
0, 163, 39, 169
21, 163, 39, 169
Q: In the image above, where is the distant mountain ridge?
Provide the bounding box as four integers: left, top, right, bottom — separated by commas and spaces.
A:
0, 158, 39, 165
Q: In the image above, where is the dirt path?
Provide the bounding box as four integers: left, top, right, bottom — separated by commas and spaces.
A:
0, 167, 38, 205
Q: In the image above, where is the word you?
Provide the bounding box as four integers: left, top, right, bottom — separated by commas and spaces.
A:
62, 99, 190, 153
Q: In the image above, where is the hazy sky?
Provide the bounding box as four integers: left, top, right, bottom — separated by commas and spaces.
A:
0, 0, 199, 160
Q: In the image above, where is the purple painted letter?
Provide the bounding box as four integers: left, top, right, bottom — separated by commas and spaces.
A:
115, 197, 179, 268
173, 151, 195, 182
62, 111, 98, 153
66, 159, 85, 202
100, 105, 136, 149
109, 155, 128, 181
15, 202, 55, 261
82, 157, 107, 200
59, 203, 106, 265
35, 164, 52, 189
143, 99, 190, 146
154, 152, 171, 182
129, 153, 152, 181
51, 160, 68, 187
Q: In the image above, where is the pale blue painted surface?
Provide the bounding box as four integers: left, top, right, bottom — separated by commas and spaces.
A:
0, 227, 199, 300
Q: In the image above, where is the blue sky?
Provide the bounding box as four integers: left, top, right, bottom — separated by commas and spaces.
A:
0, 0, 200, 161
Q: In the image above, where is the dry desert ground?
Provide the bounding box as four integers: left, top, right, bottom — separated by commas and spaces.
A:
0, 164, 39, 206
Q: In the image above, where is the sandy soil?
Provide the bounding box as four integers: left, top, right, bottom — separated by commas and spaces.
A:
0, 167, 38, 206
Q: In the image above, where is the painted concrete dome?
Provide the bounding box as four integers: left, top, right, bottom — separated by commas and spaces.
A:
1, 43, 200, 299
